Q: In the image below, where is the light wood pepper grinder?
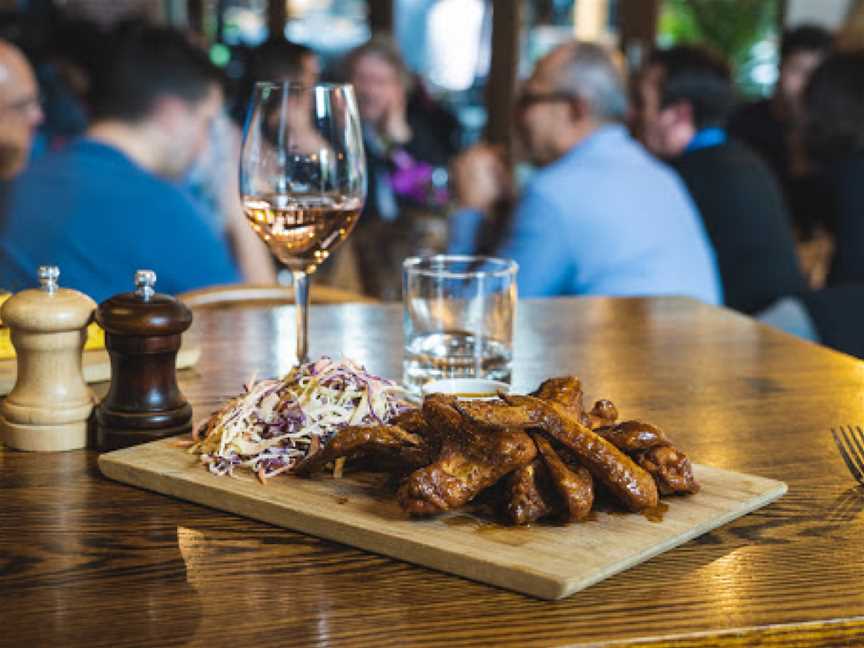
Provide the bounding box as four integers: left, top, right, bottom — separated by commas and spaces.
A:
0, 265, 97, 451
95, 270, 194, 451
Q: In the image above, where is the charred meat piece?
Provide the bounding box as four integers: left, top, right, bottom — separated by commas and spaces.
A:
293, 425, 425, 475
634, 445, 700, 495
588, 399, 618, 429
397, 423, 537, 516
531, 377, 585, 418
501, 458, 558, 525
595, 420, 670, 452
392, 408, 432, 438
532, 433, 594, 522
467, 394, 659, 512
455, 398, 535, 428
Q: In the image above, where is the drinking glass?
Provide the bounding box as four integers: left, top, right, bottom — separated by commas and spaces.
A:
402, 255, 518, 393
240, 82, 366, 362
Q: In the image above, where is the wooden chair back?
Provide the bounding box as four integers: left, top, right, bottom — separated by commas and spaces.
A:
178, 283, 376, 309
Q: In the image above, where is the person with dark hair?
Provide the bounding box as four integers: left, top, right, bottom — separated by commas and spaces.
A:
449, 42, 720, 302
249, 39, 318, 87
636, 45, 806, 315
34, 16, 105, 149
729, 25, 833, 237
344, 36, 460, 299
0, 24, 240, 300
758, 51, 864, 359
802, 51, 864, 286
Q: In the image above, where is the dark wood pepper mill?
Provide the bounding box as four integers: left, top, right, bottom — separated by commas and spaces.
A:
96, 270, 193, 450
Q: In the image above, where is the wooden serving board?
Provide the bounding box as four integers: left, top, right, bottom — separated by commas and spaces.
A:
0, 346, 202, 395
99, 438, 786, 600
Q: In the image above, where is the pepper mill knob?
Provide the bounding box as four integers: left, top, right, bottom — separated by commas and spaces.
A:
95, 269, 193, 450
135, 269, 156, 300
0, 266, 97, 451
38, 265, 60, 293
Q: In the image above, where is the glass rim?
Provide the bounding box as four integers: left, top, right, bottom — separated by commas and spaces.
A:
253, 81, 354, 92
403, 255, 518, 280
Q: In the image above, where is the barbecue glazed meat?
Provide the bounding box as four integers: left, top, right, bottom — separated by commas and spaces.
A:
293, 425, 425, 475
502, 458, 557, 525
588, 399, 618, 429
397, 422, 537, 517
463, 395, 659, 512
392, 408, 433, 438
634, 445, 700, 495
455, 398, 535, 428
595, 420, 670, 452
532, 377, 584, 417
532, 433, 594, 522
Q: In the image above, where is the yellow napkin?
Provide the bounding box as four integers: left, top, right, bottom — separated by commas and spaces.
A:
0, 292, 105, 360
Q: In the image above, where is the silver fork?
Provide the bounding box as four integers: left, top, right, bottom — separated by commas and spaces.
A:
831, 426, 864, 486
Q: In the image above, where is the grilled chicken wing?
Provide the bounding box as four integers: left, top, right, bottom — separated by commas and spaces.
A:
462, 395, 659, 512
532, 377, 584, 415
634, 445, 700, 495
532, 433, 594, 522
501, 458, 557, 525
293, 425, 425, 475
397, 421, 537, 517
392, 408, 433, 436
588, 399, 619, 429
594, 420, 670, 452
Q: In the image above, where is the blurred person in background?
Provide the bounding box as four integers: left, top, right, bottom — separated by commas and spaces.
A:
730, 25, 833, 180
0, 24, 240, 300
758, 51, 864, 359
637, 45, 805, 315
0, 39, 43, 183
345, 36, 461, 299
31, 17, 104, 156
448, 42, 720, 303
802, 51, 864, 287
729, 25, 833, 241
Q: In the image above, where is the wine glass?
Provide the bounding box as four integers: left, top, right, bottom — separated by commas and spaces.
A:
240, 82, 366, 363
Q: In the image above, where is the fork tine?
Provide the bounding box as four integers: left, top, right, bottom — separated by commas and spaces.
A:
840, 425, 864, 481
832, 428, 864, 485
840, 427, 864, 484
850, 427, 864, 476
842, 427, 864, 476
852, 426, 864, 457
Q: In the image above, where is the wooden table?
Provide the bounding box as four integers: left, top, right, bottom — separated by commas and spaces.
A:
2, 297, 863, 647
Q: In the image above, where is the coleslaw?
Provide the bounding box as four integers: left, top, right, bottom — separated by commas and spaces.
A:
189, 357, 413, 481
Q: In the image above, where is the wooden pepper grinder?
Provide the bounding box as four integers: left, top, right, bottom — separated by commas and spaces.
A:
0, 266, 96, 451
95, 270, 194, 450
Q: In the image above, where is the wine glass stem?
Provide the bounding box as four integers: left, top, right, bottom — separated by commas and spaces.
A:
293, 270, 310, 363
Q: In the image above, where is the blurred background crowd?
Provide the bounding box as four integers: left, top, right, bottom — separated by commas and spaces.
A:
1, 0, 864, 357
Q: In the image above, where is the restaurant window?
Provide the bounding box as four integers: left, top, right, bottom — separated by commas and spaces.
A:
524, 0, 619, 69
283, 0, 369, 59
658, 0, 781, 97
394, 0, 620, 144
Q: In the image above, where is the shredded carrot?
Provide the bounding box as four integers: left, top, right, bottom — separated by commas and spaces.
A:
257, 466, 267, 484
333, 457, 346, 479
191, 419, 206, 442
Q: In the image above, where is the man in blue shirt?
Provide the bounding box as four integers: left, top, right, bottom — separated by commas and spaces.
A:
0, 25, 240, 301
636, 46, 805, 315
448, 42, 721, 303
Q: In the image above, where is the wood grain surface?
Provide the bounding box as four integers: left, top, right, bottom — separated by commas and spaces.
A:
2, 297, 864, 647
98, 437, 786, 600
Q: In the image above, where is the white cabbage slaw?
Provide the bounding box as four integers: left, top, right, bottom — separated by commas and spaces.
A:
189, 357, 412, 481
